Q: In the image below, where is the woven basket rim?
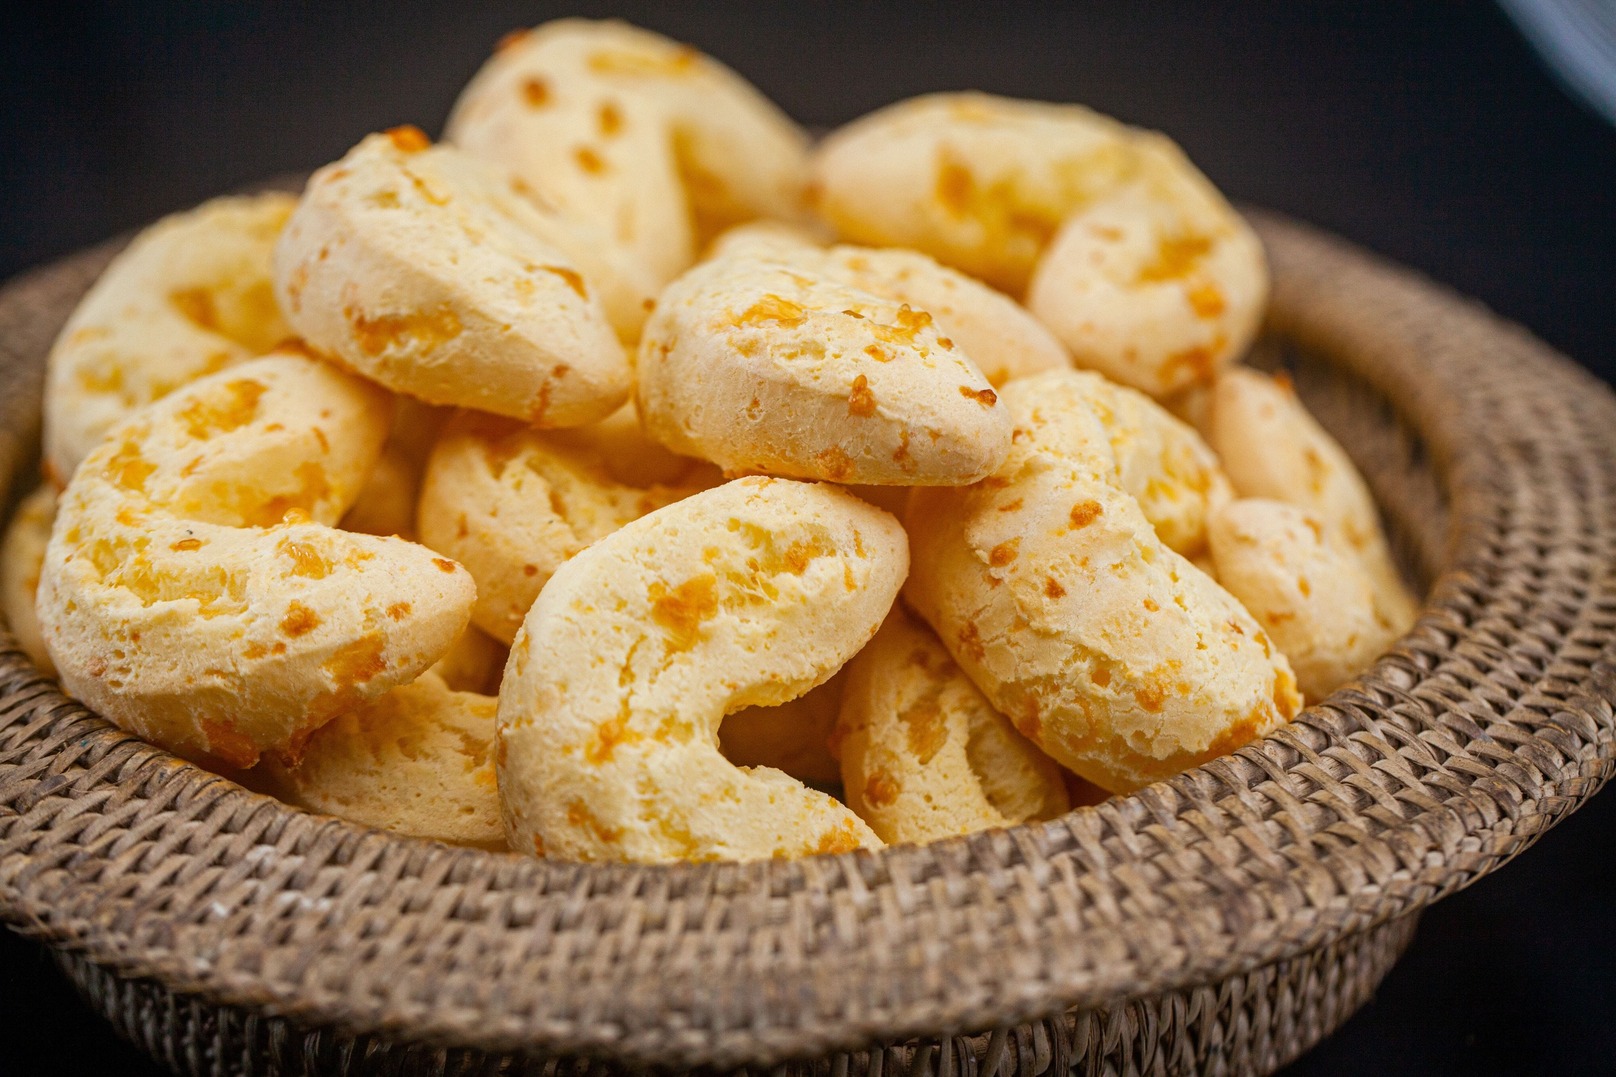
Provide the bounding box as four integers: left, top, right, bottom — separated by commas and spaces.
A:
1, 208, 1613, 1070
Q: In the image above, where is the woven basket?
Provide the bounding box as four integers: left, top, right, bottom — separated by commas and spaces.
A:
1, 210, 1613, 1077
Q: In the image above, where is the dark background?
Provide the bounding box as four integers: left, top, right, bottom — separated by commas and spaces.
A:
1, 2, 1613, 1074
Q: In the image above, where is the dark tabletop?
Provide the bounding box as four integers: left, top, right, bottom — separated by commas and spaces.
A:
2, 3, 1613, 1075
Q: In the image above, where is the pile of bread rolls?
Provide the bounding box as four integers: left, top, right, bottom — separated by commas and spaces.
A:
1, 20, 1415, 863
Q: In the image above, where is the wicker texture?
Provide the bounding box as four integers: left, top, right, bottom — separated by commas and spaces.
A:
54, 911, 1419, 1077
0, 212, 1613, 1075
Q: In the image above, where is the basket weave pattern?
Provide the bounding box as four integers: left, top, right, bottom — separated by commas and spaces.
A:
54, 911, 1419, 1077
0, 213, 1613, 1075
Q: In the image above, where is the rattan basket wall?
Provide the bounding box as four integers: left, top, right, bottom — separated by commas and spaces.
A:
1, 210, 1613, 1077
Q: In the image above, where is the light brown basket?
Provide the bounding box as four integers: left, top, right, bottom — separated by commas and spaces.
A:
1, 210, 1612, 1077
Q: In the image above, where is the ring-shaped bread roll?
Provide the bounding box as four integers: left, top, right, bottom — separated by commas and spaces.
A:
43, 192, 294, 484
1205, 367, 1419, 631
837, 608, 1069, 843
811, 93, 1264, 395
497, 476, 905, 862
37, 351, 475, 767
810, 93, 1139, 295
418, 406, 841, 781
275, 128, 634, 427
1025, 137, 1268, 396
417, 409, 717, 644
1066, 369, 1232, 558
637, 245, 1011, 486
274, 672, 503, 849
904, 369, 1301, 794
1209, 498, 1400, 701
711, 224, 1072, 387
447, 18, 810, 286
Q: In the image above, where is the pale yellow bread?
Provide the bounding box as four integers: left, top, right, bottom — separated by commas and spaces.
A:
421, 402, 834, 779
497, 476, 906, 862
420, 404, 837, 780
36, 352, 475, 768
1066, 369, 1232, 558
447, 18, 810, 285
904, 370, 1301, 794
417, 409, 717, 644
837, 608, 1069, 844
810, 93, 1264, 395
1210, 499, 1401, 701
810, 92, 1139, 295
43, 193, 294, 484
275, 672, 503, 850
1, 485, 58, 675
637, 246, 1010, 485
711, 224, 1071, 387
274, 128, 633, 427
1025, 136, 1267, 397
1206, 367, 1419, 632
